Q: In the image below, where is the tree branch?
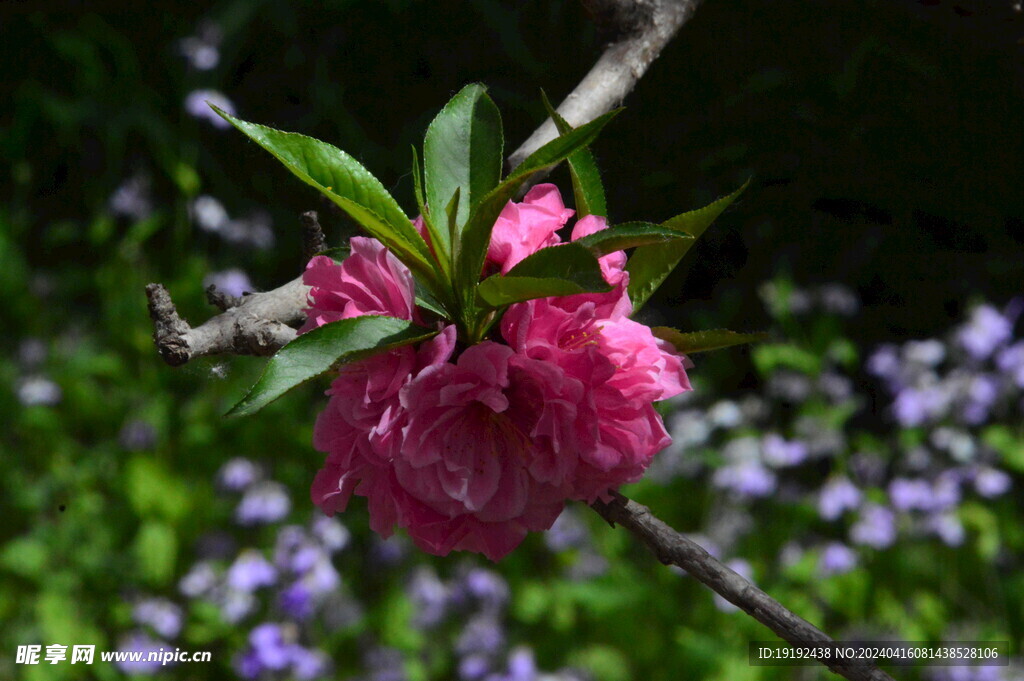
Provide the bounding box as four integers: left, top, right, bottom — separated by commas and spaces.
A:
590, 491, 896, 681
507, 0, 703, 174
146, 278, 306, 366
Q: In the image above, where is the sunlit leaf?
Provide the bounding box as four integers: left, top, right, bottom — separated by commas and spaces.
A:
477, 243, 610, 307
574, 221, 692, 256
651, 327, 767, 354
227, 316, 438, 417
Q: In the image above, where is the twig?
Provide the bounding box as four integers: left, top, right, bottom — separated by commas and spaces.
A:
590, 491, 896, 681
146, 279, 306, 365
301, 210, 327, 261
507, 0, 703, 178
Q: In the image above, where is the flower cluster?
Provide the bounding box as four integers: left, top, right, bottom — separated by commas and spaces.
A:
306, 186, 690, 561
653, 282, 1019, 586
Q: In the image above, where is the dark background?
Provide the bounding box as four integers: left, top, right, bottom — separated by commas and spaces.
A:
4, 0, 1021, 346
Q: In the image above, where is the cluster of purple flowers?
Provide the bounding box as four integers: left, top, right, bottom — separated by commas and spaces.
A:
405, 564, 587, 681
655, 283, 1019, 587
190, 194, 275, 249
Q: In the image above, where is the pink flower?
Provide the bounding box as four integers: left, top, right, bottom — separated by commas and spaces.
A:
300, 236, 415, 333
487, 184, 574, 274
391, 342, 584, 560
501, 292, 690, 502
308, 184, 692, 561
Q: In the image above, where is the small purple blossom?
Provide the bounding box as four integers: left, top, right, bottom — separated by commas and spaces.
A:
461, 568, 510, 612
888, 477, 933, 512
17, 375, 61, 406
132, 598, 183, 639
818, 283, 859, 316
204, 268, 253, 298
867, 344, 901, 382
996, 342, 1024, 388
974, 467, 1012, 497
927, 513, 966, 547
817, 477, 862, 521
850, 504, 897, 549
248, 623, 292, 671
279, 582, 315, 620
545, 508, 590, 552
713, 460, 777, 498
311, 516, 350, 553
762, 434, 808, 467
459, 654, 492, 681
114, 632, 170, 674
958, 304, 1013, 360
179, 561, 218, 599
227, 550, 278, 592
818, 542, 857, 576
184, 89, 235, 128
217, 457, 261, 491
893, 385, 946, 427
109, 173, 153, 220
236, 482, 291, 525
179, 22, 222, 70
457, 615, 505, 657
407, 566, 449, 628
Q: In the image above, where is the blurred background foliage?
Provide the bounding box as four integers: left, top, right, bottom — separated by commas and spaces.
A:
2, 1, 1023, 680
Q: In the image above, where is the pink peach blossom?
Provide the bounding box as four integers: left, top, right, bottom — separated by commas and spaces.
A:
487, 184, 574, 274
300, 236, 415, 333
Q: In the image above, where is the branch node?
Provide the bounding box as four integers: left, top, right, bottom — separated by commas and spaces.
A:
206, 285, 243, 311
146, 283, 192, 367
301, 210, 326, 262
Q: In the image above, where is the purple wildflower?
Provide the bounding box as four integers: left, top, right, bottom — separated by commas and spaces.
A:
227, 550, 277, 592
204, 269, 253, 298
818, 542, 857, 576
958, 305, 1012, 360
974, 467, 1011, 498
850, 504, 896, 549
762, 434, 809, 467
818, 477, 863, 521
236, 482, 291, 525
217, 457, 261, 491
132, 598, 183, 639
184, 89, 235, 128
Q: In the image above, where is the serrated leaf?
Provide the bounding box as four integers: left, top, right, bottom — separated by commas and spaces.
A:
457, 109, 621, 313
575, 221, 692, 256
212, 106, 438, 284
477, 243, 611, 307
651, 327, 767, 354
227, 316, 438, 417
627, 180, 749, 312
424, 84, 503, 239
541, 90, 607, 218
411, 145, 449, 275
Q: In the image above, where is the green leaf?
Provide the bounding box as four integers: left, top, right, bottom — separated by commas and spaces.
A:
316, 246, 350, 263
411, 145, 448, 274
541, 90, 607, 218
456, 109, 621, 312
626, 180, 749, 312
227, 316, 438, 417
477, 243, 611, 307
415, 279, 449, 319
134, 521, 177, 586
574, 221, 692, 256
423, 84, 503, 241
212, 106, 437, 283
651, 327, 767, 354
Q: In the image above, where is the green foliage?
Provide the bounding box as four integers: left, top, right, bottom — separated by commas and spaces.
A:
477, 243, 610, 308
212, 106, 442, 291
227, 316, 438, 417
627, 180, 749, 313
423, 83, 503, 246
540, 89, 607, 218
651, 327, 767, 354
